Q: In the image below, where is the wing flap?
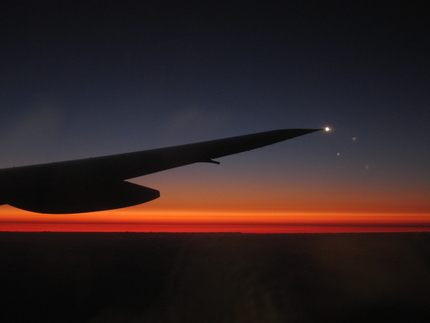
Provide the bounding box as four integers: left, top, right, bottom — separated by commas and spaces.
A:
7, 181, 159, 214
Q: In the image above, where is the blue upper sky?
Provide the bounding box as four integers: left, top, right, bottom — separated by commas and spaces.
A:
1, 1, 429, 213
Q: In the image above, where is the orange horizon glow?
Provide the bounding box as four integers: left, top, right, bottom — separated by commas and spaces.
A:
2, 143, 429, 234
1, 206, 429, 233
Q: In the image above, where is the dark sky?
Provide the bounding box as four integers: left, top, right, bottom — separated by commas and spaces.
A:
1, 1, 429, 216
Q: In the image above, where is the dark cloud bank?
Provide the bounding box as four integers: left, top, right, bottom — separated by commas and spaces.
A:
1, 232, 430, 322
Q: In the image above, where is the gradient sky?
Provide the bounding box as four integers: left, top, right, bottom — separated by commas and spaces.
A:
1, 1, 429, 232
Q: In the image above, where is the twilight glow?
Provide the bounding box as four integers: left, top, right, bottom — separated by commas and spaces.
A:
1, 2, 429, 232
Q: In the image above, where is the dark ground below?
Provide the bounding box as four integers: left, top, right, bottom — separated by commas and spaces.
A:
1, 232, 430, 322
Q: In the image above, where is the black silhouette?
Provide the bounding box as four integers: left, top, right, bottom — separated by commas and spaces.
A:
0, 128, 322, 213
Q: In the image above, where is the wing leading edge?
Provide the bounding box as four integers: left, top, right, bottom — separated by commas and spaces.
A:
0, 128, 323, 213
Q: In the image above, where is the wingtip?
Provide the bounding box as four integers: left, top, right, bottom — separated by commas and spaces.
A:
309, 127, 331, 132
305, 127, 331, 132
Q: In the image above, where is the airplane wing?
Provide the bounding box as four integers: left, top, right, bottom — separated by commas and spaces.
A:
0, 128, 323, 213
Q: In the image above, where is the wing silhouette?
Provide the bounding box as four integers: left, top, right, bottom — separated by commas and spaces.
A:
0, 128, 322, 213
